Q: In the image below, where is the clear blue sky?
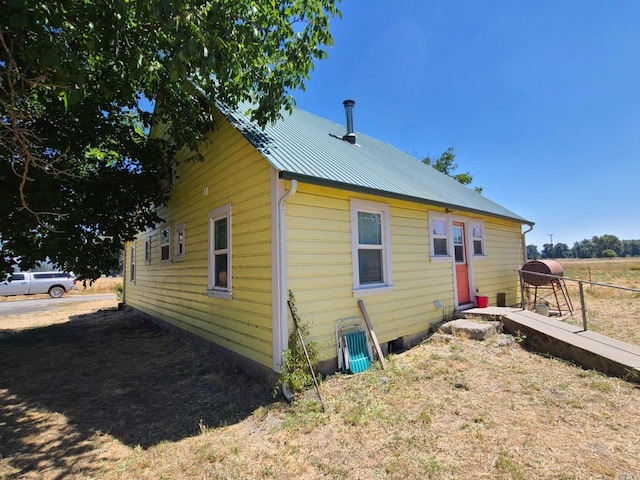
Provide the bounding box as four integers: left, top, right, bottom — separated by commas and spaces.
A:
293, 0, 640, 250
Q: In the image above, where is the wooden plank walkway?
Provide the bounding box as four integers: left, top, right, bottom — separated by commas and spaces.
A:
465, 307, 640, 383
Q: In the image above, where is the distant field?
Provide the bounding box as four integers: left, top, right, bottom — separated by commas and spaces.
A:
75, 276, 122, 294
560, 257, 640, 283
553, 258, 640, 345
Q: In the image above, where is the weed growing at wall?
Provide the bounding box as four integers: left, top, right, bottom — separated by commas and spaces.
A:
280, 290, 319, 394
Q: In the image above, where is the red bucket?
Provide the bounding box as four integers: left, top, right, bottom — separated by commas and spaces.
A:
475, 295, 489, 308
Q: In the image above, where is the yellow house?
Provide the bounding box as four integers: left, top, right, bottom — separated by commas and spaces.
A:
123, 100, 533, 377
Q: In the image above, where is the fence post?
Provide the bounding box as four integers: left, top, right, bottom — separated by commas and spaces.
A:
579, 281, 588, 331
519, 270, 525, 310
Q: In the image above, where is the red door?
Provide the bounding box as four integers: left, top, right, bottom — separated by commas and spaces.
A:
453, 222, 470, 304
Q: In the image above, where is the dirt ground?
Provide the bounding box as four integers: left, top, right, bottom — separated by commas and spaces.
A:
0, 298, 276, 479
2, 295, 640, 479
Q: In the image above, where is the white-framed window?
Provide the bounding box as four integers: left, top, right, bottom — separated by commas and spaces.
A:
429, 213, 488, 261
129, 245, 136, 283
208, 204, 232, 299
160, 227, 171, 262
429, 213, 450, 258
144, 238, 151, 264
174, 222, 185, 261
471, 221, 486, 256
350, 199, 393, 295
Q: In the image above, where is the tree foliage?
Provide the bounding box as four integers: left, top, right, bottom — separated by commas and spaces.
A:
621, 239, 640, 257
541, 243, 553, 259
592, 235, 621, 257
526, 244, 541, 260
533, 234, 640, 259
1, 0, 340, 278
572, 238, 595, 259
422, 147, 483, 194
553, 242, 571, 259
568, 235, 623, 259
540, 242, 571, 259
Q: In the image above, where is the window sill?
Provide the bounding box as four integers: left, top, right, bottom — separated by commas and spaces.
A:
430, 255, 453, 263
207, 289, 232, 300
473, 254, 488, 261
353, 285, 394, 298
173, 256, 185, 262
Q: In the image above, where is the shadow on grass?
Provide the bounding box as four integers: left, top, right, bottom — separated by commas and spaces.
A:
0, 308, 276, 478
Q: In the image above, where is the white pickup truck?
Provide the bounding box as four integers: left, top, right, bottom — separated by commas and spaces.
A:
0, 272, 77, 298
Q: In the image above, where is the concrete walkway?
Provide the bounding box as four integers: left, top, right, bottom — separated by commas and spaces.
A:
464, 307, 640, 383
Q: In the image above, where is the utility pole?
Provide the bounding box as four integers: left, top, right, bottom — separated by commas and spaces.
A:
549, 234, 554, 259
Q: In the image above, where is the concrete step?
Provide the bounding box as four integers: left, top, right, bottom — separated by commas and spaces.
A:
439, 319, 502, 340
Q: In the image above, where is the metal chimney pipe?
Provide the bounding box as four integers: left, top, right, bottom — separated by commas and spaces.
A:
342, 99, 356, 144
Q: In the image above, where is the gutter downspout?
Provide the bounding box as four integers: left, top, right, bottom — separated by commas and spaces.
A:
522, 223, 534, 265
275, 179, 298, 372
122, 241, 130, 306
521, 223, 534, 307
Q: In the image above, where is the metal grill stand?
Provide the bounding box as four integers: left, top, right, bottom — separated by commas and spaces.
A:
521, 259, 574, 317
529, 278, 574, 316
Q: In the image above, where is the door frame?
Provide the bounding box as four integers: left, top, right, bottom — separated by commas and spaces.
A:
452, 221, 471, 305
429, 211, 485, 308
449, 215, 483, 307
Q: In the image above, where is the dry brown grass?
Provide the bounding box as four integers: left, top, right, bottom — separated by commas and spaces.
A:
2, 298, 640, 479
555, 258, 640, 346
75, 276, 123, 295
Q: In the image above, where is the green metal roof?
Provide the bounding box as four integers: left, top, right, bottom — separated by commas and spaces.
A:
219, 103, 532, 225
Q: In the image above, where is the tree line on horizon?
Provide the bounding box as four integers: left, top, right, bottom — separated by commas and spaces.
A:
527, 234, 640, 260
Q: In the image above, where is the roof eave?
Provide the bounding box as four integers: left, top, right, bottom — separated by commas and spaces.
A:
278, 170, 534, 226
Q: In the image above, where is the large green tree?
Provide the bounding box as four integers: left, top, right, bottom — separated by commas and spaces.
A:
553, 242, 572, 259
526, 244, 541, 260
541, 242, 572, 259
621, 239, 640, 257
591, 234, 621, 258
573, 238, 595, 259
422, 147, 483, 194
1, 0, 339, 279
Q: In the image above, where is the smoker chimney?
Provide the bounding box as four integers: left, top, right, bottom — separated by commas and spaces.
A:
342, 99, 356, 144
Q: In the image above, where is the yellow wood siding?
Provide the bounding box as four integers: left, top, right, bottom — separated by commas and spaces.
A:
286, 183, 524, 362
472, 217, 524, 306
287, 184, 437, 361
124, 110, 274, 369
124, 120, 525, 372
